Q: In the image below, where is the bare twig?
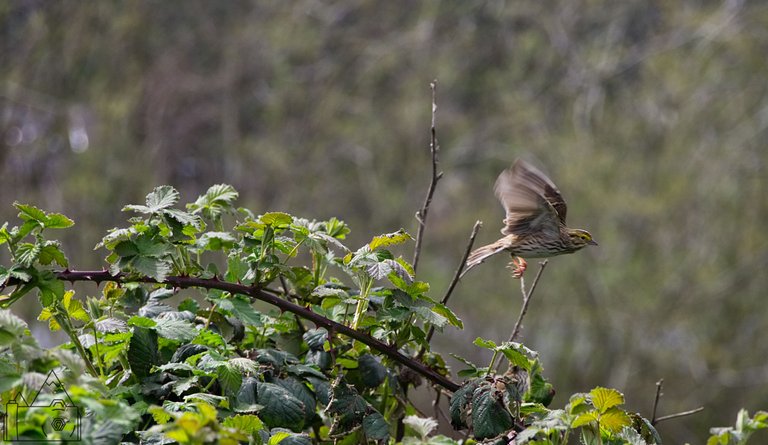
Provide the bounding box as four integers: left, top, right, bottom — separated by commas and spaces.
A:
651, 379, 664, 424
43, 269, 461, 392
508, 260, 549, 343
412, 80, 443, 273
650, 378, 704, 425
422, 220, 482, 349
653, 407, 705, 424
493, 260, 548, 373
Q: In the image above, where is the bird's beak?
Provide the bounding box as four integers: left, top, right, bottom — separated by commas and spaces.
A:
588, 239, 598, 246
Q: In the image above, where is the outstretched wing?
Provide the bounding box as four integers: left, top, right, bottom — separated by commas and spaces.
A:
493, 160, 567, 236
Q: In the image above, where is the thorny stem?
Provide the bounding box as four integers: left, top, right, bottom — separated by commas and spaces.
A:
50, 269, 461, 392
412, 80, 443, 273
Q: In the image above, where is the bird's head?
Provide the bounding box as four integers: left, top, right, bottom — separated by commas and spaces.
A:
567, 228, 598, 249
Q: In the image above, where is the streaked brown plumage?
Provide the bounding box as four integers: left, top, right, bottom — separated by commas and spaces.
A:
465, 160, 597, 276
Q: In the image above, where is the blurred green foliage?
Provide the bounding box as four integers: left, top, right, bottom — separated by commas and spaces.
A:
2, 1, 767, 442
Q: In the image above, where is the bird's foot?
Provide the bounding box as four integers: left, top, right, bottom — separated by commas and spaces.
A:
507, 256, 527, 279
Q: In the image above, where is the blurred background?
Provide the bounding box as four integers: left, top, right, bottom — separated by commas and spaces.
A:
2, 1, 767, 442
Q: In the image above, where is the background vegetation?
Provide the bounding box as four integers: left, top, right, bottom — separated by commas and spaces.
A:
2, 1, 767, 443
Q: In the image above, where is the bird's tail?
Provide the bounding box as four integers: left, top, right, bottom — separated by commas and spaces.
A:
463, 241, 507, 275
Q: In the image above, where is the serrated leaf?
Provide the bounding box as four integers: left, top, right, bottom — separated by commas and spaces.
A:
38, 242, 69, 267
403, 415, 439, 439
363, 411, 389, 441
155, 318, 197, 341
327, 378, 369, 434
257, 382, 306, 431
214, 295, 263, 326
368, 229, 413, 251
473, 337, 498, 350
572, 410, 600, 428
131, 256, 172, 281
449, 379, 480, 429
260, 212, 293, 227
218, 363, 243, 396
16, 243, 41, 267
302, 328, 328, 350
184, 392, 227, 406
44, 213, 75, 229
471, 384, 515, 440
431, 303, 463, 329
128, 326, 159, 378
599, 407, 632, 432
197, 231, 237, 251
126, 185, 179, 213
367, 261, 393, 280
0, 309, 28, 346
590, 387, 625, 413
276, 377, 317, 424
358, 354, 386, 388
14, 203, 47, 223
37, 270, 65, 307
223, 414, 264, 435
228, 357, 260, 375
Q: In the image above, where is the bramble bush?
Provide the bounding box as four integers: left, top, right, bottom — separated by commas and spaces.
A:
0, 184, 765, 444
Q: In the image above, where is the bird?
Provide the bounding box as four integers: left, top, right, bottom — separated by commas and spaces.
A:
464, 159, 597, 278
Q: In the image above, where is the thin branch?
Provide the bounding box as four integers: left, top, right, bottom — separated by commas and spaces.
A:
412, 80, 443, 273
422, 221, 482, 349
650, 378, 704, 425
653, 407, 705, 424
50, 269, 460, 392
508, 260, 548, 343
651, 379, 664, 424
493, 260, 548, 373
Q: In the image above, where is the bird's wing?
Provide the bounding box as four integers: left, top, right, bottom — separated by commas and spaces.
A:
494, 160, 568, 236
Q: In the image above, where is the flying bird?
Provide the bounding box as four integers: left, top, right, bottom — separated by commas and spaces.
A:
465, 160, 597, 277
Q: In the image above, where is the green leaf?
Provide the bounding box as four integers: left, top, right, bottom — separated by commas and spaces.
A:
403, 415, 439, 439
38, 242, 69, 267
155, 318, 197, 341
197, 231, 237, 251
276, 377, 317, 424
128, 326, 159, 378
223, 414, 265, 435
131, 256, 171, 281
0, 309, 28, 346
218, 363, 243, 396
449, 379, 480, 429
590, 387, 625, 413
473, 337, 497, 350
213, 295, 263, 326
327, 378, 370, 435
471, 384, 515, 440
16, 243, 41, 267
362, 411, 390, 441
260, 212, 293, 227
43, 212, 75, 229
368, 229, 413, 251
358, 354, 386, 388
572, 410, 599, 428
599, 407, 632, 433
14, 202, 48, 223
37, 270, 65, 307
125, 185, 180, 214
303, 328, 328, 350
431, 303, 463, 329
257, 381, 306, 431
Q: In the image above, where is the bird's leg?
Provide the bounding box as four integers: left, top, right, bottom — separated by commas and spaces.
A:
507, 256, 528, 279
